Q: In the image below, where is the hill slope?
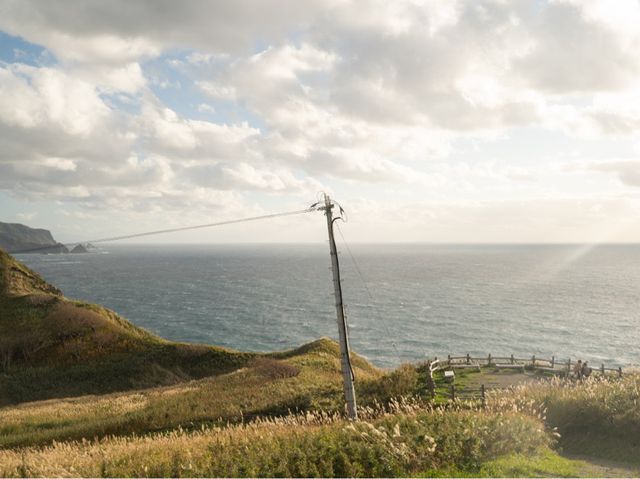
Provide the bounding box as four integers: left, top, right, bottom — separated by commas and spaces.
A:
0, 249, 254, 404
0, 249, 379, 406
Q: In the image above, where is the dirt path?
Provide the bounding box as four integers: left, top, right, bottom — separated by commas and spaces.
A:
457, 368, 540, 393
566, 454, 640, 478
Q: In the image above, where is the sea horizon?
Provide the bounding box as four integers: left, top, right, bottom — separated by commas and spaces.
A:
18, 243, 640, 369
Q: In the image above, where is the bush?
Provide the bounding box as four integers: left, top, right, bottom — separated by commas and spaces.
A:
489, 373, 640, 463
357, 364, 420, 406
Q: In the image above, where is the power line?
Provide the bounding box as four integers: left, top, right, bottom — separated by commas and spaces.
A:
86, 207, 316, 244
8, 207, 318, 254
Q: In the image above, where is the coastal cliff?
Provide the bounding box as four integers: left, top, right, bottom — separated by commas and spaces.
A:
0, 222, 68, 254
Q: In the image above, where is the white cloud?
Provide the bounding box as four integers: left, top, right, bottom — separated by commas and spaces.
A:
1, 1, 640, 241
183, 162, 322, 193
589, 160, 640, 188
16, 211, 37, 221
0, 64, 110, 134
0, 0, 335, 63
340, 196, 640, 243
514, 0, 640, 93
196, 103, 215, 114
71, 62, 146, 94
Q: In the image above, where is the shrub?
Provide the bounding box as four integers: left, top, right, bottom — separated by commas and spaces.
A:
488, 373, 640, 462
357, 364, 420, 406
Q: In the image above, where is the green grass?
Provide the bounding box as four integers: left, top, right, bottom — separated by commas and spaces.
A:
475, 449, 582, 477
421, 449, 581, 477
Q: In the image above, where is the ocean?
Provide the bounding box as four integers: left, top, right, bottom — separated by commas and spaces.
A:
16, 244, 639, 368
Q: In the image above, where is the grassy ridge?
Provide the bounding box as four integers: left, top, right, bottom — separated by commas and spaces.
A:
0, 249, 261, 404
0, 339, 382, 450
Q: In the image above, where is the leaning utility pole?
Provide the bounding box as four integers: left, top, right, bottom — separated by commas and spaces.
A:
323, 193, 358, 420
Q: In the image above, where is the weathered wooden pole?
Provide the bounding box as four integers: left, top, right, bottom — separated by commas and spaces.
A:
323, 194, 357, 420
427, 361, 436, 398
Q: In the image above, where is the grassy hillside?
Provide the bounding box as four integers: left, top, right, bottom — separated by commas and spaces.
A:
0, 404, 554, 477
3, 372, 637, 477
0, 249, 280, 404
1, 249, 638, 477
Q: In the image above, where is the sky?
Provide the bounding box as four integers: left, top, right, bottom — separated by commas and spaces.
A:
1, 0, 640, 244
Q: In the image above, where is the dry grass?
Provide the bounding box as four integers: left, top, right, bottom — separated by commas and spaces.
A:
250, 357, 301, 379
0, 401, 550, 477
0, 339, 382, 449
488, 373, 640, 465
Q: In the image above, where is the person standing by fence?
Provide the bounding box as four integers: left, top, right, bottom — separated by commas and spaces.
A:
573, 359, 583, 379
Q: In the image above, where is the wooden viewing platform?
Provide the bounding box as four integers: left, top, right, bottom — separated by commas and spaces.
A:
423, 353, 624, 402
432, 353, 622, 377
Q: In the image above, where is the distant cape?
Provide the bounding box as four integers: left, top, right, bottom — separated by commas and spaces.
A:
0, 221, 69, 254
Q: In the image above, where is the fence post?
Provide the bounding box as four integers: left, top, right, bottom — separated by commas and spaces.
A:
532, 355, 536, 367
551, 356, 555, 368
466, 353, 470, 364
427, 365, 436, 399
488, 353, 492, 366
567, 358, 571, 375
448, 354, 451, 365
510, 354, 514, 365
481, 384, 486, 409
450, 384, 456, 401
618, 367, 623, 378
601, 364, 605, 375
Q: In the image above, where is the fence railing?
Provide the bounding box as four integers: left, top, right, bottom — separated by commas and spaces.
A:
424, 353, 623, 402
444, 383, 487, 406
430, 354, 622, 377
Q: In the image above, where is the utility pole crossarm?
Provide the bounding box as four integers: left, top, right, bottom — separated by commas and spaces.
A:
323, 194, 358, 420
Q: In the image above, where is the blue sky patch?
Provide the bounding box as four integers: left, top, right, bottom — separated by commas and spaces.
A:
0, 31, 55, 66
142, 50, 267, 131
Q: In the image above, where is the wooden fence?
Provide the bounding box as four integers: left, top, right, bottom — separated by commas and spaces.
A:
424, 353, 624, 403
430, 354, 622, 376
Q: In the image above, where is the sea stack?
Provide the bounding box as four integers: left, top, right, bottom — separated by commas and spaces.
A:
70, 244, 89, 254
